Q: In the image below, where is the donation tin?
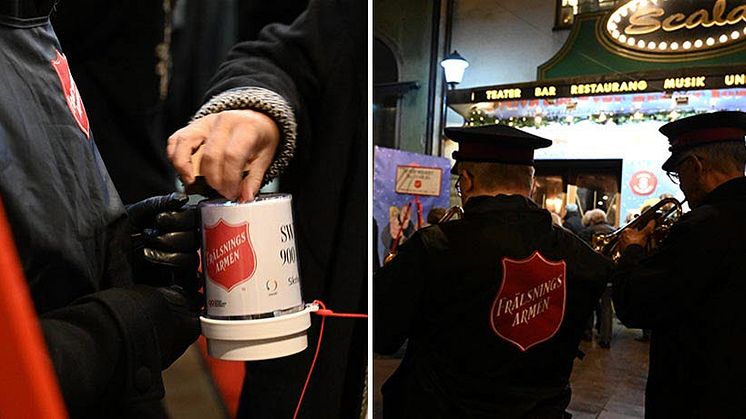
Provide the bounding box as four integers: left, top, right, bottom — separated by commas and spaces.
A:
199, 193, 312, 360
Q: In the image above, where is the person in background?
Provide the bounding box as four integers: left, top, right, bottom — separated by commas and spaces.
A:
374, 124, 612, 417
0, 2, 202, 417
166, 0, 366, 417
579, 208, 615, 244
612, 111, 746, 417
562, 203, 583, 234
577, 208, 615, 347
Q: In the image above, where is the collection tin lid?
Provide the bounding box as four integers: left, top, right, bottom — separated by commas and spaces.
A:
199, 193, 292, 207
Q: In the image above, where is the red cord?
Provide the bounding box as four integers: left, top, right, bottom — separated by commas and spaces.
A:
292, 300, 368, 419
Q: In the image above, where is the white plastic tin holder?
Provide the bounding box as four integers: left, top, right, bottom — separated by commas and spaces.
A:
198, 193, 311, 360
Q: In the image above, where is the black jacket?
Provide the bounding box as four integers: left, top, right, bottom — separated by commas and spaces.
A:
51, 0, 175, 204
612, 177, 746, 418
375, 195, 612, 418
562, 212, 583, 235
204, 1, 367, 417
0, 7, 174, 418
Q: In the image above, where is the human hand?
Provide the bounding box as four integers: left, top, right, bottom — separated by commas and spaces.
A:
127, 193, 200, 291
618, 219, 655, 251
167, 109, 281, 202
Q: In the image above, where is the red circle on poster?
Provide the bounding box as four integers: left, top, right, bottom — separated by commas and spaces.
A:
414, 180, 422, 188
629, 171, 657, 196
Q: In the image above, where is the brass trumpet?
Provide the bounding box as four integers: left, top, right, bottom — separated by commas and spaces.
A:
592, 197, 684, 261
383, 206, 463, 265
437, 205, 464, 223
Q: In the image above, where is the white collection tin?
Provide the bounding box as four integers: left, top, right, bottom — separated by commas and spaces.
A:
199, 194, 311, 360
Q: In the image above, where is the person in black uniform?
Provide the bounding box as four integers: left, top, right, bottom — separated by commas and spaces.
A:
611, 111, 746, 418
0, 2, 201, 417
374, 124, 612, 418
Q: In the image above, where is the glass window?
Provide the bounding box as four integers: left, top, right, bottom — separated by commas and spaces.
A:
555, 0, 616, 30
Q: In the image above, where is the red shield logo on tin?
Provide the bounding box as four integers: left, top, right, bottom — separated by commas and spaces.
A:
204, 219, 257, 291
490, 251, 566, 352
50, 50, 90, 139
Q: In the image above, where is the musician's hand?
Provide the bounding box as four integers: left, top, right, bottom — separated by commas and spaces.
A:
619, 219, 655, 251
167, 109, 280, 202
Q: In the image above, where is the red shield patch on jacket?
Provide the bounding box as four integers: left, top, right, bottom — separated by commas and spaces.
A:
204, 219, 257, 291
50, 50, 90, 139
490, 251, 566, 352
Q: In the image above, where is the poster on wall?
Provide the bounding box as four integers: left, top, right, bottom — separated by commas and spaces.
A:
373, 146, 451, 267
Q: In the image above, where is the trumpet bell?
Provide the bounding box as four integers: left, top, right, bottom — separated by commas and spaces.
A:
592, 197, 683, 261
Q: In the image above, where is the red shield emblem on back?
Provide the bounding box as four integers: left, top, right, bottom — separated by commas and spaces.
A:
50, 50, 90, 139
490, 251, 566, 351
204, 219, 257, 291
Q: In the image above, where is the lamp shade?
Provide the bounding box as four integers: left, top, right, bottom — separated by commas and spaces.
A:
440, 50, 469, 85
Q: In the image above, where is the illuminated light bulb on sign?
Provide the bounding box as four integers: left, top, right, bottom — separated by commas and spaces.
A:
604, 2, 746, 55
658, 42, 667, 50
627, 37, 636, 46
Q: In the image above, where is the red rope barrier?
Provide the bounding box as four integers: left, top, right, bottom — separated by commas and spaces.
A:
292, 301, 367, 419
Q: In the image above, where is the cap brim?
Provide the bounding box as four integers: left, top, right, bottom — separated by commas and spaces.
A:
661, 153, 679, 172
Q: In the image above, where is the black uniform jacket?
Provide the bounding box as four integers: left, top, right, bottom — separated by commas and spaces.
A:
612, 177, 746, 418
375, 195, 612, 418
204, 0, 367, 417
0, 4, 170, 417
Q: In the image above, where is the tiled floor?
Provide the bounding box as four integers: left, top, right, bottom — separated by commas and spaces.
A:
373, 320, 649, 419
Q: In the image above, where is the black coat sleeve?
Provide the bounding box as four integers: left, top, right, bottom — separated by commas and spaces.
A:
373, 234, 429, 355
611, 219, 716, 329
41, 288, 166, 414
203, 0, 362, 131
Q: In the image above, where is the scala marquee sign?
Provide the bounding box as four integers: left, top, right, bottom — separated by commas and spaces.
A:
448, 70, 746, 104
601, 0, 746, 58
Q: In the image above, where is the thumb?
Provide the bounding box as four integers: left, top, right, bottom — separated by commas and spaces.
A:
238, 155, 274, 202
239, 169, 265, 202
643, 219, 656, 234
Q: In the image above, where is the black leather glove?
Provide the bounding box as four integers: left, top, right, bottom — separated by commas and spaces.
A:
133, 284, 202, 369
126, 193, 201, 291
